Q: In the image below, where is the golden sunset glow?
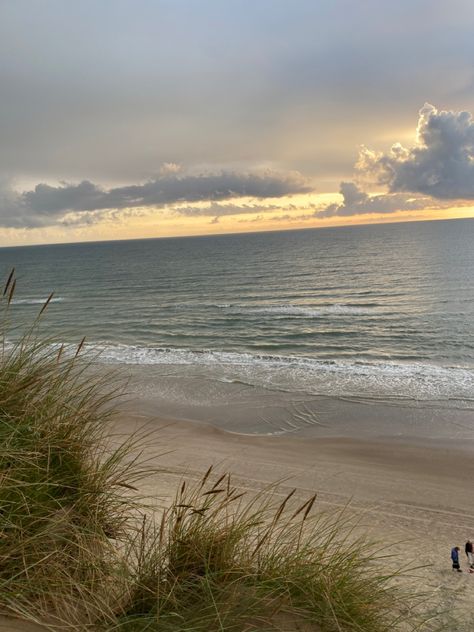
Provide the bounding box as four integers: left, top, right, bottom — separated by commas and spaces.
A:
4, 194, 472, 248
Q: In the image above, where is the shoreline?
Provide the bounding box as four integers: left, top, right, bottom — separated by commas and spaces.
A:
119, 365, 474, 442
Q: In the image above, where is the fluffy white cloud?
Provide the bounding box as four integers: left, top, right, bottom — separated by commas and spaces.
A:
317, 103, 474, 219
357, 103, 474, 199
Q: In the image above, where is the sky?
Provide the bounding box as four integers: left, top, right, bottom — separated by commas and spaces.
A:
1, 0, 474, 246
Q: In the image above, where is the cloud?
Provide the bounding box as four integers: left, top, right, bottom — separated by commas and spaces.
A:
316, 182, 430, 218
171, 201, 282, 218
237, 212, 313, 224
172, 201, 317, 224
358, 103, 474, 199
0, 170, 311, 228
316, 103, 474, 219
159, 162, 182, 176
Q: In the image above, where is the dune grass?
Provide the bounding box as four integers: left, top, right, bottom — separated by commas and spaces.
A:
0, 270, 424, 631
115, 472, 418, 631
0, 271, 145, 627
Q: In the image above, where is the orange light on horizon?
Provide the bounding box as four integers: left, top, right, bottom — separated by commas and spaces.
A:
0, 195, 473, 248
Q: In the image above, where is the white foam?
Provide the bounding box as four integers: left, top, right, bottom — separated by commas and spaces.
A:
223, 303, 380, 317
92, 343, 474, 403
11, 297, 66, 305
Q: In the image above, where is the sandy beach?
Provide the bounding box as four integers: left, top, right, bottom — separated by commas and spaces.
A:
2, 401, 474, 631
113, 409, 474, 631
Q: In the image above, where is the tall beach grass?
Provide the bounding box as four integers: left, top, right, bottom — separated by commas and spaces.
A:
0, 270, 146, 628
116, 471, 420, 632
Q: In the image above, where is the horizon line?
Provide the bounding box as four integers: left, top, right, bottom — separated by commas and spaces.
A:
0, 214, 472, 250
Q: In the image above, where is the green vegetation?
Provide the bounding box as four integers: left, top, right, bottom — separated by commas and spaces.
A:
0, 270, 422, 631
0, 271, 146, 628
116, 474, 416, 632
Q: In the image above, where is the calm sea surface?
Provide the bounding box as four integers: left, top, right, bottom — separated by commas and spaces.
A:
2, 219, 474, 422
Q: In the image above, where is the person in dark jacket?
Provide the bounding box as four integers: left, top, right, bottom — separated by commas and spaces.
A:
465, 540, 473, 568
451, 546, 462, 572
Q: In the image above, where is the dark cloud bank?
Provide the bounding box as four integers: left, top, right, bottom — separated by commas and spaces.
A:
0, 170, 310, 228
316, 182, 428, 218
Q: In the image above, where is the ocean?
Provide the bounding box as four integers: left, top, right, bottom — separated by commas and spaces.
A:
2, 218, 474, 437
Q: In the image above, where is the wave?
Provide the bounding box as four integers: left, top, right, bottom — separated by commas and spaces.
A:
92, 343, 474, 403
11, 297, 66, 305
221, 303, 381, 317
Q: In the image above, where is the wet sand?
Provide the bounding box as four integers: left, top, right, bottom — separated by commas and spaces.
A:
122, 364, 474, 441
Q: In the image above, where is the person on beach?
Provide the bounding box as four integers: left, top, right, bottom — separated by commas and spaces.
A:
451, 546, 462, 572
465, 540, 473, 568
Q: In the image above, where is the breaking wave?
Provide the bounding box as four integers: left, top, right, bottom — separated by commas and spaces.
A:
11, 297, 66, 305
92, 343, 474, 405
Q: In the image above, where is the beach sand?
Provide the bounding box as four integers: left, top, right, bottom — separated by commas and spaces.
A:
115, 410, 474, 631
3, 407, 474, 631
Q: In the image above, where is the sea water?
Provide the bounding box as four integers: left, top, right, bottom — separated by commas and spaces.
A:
2, 219, 474, 437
